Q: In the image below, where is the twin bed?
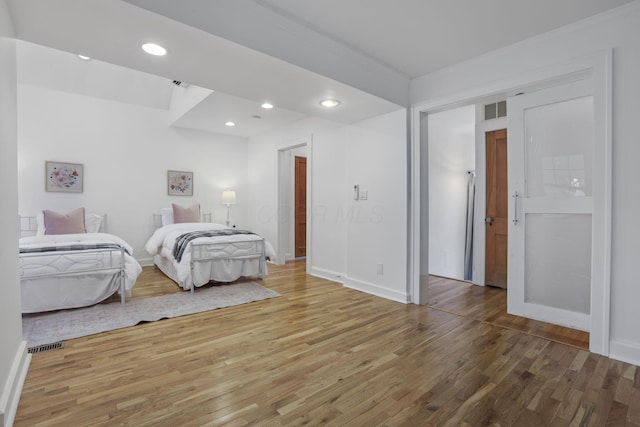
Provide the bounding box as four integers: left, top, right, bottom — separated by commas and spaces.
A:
19, 205, 275, 313
145, 206, 276, 291
19, 210, 142, 313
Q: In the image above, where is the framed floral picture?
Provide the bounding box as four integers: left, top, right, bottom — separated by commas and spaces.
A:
45, 161, 84, 193
167, 170, 193, 196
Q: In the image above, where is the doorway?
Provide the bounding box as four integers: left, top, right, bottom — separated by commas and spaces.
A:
426, 106, 508, 289
411, 51, 612, 355
276, 141, 309, 266
427, 105, 475, 282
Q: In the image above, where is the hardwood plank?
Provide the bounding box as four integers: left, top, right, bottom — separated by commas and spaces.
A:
14, 261, 637, 426
427, 275, 590, 350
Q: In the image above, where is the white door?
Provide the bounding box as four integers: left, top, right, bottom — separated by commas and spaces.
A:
507, 79, 594, 331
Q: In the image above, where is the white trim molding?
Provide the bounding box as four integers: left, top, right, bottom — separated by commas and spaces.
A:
309, 266, 344, 284
344, 277, 410, 304
0, 341, 31, 427
610, 340, 640, 367
137, 257, 154, 267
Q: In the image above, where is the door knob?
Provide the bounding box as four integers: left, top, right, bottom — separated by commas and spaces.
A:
485, 217, 494, 226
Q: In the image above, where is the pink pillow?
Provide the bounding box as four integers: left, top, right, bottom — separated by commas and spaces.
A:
172, 203, 200, 223
43, 208, 86, 235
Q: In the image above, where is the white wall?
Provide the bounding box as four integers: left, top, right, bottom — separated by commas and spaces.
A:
247, 117, 345, 275
18, 40, 172, 111
17, 84, 249, 264
0, 2, 30, 425
427, 105, 475, 280
411, 1, 640, 365
247, 109, 408, 301
344, 109, 408, 302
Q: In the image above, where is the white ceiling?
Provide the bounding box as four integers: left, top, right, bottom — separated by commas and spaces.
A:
7, 0, 634, 137
7, 0, 404, 137
17, 40, 173, 110
256, 0, 634, 78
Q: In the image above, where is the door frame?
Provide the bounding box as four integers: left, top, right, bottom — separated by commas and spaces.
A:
409, 50, 612, 355
276, 136, 311, 273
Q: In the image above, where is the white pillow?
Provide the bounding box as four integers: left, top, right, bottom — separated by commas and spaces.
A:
36, 211, 103, 235
160, 208, 174, 226
85, 213, 103, 233
36, 212, 45, 236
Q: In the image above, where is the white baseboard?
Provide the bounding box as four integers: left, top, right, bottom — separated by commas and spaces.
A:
609, 339, 640, 367
0, 341, 31, 427
137, 257, 154, 267
309, 267, 410, 303
309, 266, 344, 284
343, 277, 410, 304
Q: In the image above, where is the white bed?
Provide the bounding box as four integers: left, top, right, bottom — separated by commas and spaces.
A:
145, 221, 276, 291
19, 214, 142, 313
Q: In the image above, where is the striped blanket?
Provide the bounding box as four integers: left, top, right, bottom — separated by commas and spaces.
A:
173, 229, 257, 262
19, 243, 128, 255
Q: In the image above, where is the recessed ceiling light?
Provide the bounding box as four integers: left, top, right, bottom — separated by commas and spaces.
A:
77, 54, 91, 60
261, 102, 274, 109
320, 99, 340, 108
142, 43, 167, 56
225, 121, 236, 127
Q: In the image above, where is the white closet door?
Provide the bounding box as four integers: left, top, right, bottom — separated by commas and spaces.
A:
507, 79, 594, 331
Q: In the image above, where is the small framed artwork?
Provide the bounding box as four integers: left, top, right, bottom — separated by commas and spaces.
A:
45, 161, 84, 193
167, 170, 193, 196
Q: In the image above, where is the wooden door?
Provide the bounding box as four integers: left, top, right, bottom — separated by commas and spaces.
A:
485, 129, 508, 289
294, 156, 307, 258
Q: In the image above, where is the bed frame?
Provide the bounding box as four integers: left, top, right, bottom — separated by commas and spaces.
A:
19, 215, 127, 306
152, 213, 267, 292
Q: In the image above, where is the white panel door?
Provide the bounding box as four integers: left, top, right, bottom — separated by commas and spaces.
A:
507, 79, 594, 331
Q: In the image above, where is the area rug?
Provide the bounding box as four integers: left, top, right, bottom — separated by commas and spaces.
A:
22, 281, 280, 348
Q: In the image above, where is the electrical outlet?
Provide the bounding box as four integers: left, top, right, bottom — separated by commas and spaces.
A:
360, 190, 368, 200
377, 263, 383, 275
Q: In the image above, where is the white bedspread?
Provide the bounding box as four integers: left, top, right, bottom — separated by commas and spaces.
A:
19, 233, 142, 313
145, 223, 276, 288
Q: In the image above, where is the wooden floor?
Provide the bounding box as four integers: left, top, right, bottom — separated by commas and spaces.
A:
15, 262, 640, 426
426, 275, 590, 351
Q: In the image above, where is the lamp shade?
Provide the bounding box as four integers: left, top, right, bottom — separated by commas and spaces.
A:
221, 189, 237, 205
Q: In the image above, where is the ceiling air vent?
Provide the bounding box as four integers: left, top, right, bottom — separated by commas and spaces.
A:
484, 100, 507, 120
